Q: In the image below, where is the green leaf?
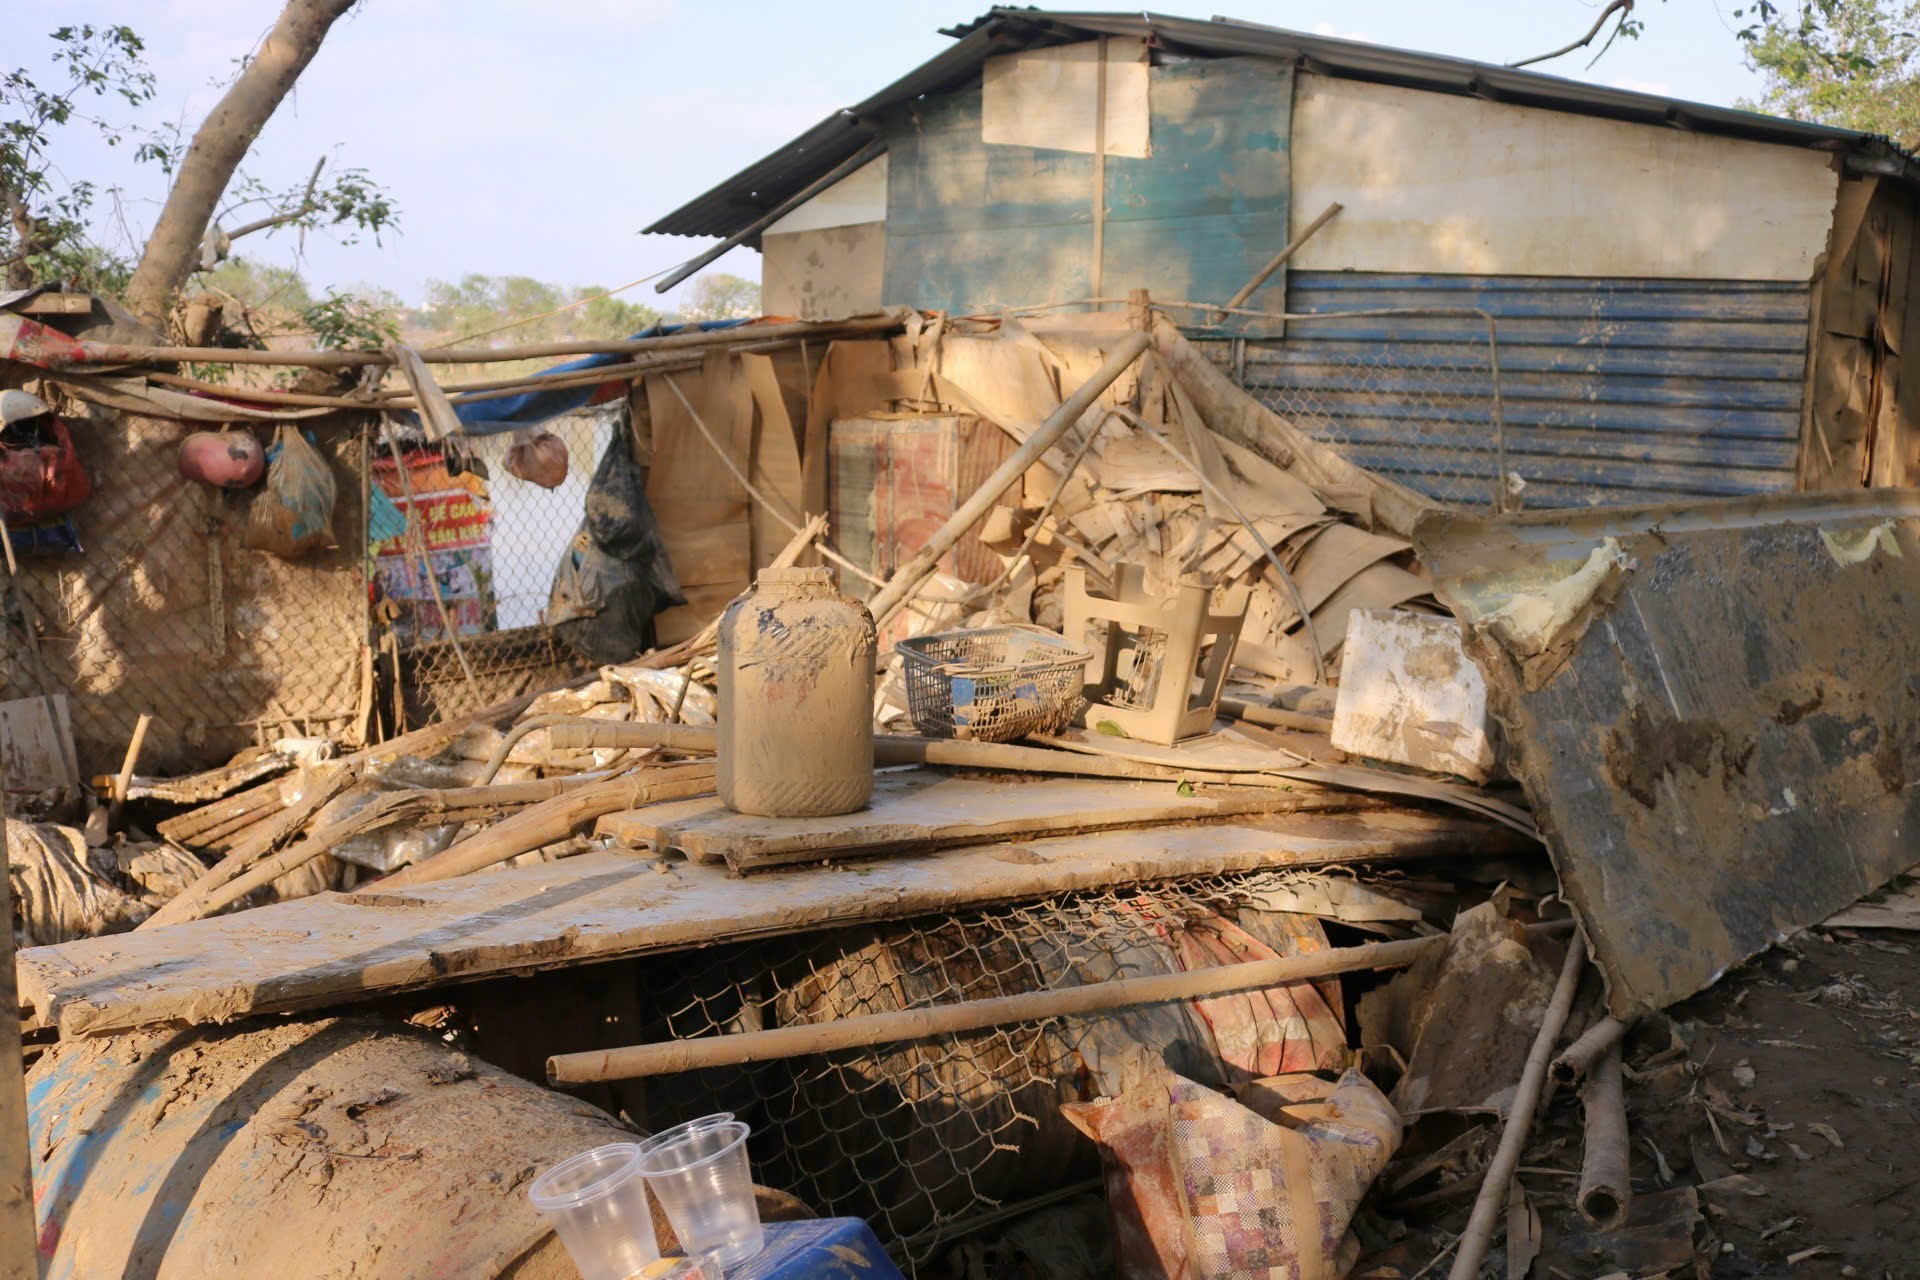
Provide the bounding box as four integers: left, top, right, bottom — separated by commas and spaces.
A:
1177, 780, 1195, 797
1094, 719, 1131, 738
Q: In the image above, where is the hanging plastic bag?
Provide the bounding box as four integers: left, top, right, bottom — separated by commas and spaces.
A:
547, 521, 683, 664
244, 425, 338, 559
582, 434, 657, 560
0, 416, 91, 522
505, 428, 569, 489
178, 429, 265, 489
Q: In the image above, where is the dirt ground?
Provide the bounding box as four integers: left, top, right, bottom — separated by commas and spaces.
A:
1380, 925, 1920, 1279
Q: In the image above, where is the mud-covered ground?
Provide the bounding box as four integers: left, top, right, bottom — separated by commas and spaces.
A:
1384, 926, 1920, 1279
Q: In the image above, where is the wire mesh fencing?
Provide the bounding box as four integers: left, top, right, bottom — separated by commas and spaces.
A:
376, 407, 617, 727
0, 407, 370, 780
0, 395, 635, 778
630, 869, 1361, 1274
1230, 310, 1512, 510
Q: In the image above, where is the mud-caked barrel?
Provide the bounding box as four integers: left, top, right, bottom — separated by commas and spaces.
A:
717, 566, 876, 817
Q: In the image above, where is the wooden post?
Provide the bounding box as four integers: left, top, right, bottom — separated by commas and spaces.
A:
1089, 35, 1109, 304
107, 712, 154, 829
0, 759, 42, 1279
1128, 287, 1151, 333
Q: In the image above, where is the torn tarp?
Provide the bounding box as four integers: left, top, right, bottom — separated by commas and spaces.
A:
448, 317, 752, 432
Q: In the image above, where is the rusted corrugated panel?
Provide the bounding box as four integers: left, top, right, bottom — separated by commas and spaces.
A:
1242, 273, 1809, 508
1417, 489, 1920, 1015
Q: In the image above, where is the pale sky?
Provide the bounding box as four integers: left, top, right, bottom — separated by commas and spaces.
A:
13, 0, 1777, 311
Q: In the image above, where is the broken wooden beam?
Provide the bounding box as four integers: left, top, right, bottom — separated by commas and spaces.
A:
375, 763, 718, 888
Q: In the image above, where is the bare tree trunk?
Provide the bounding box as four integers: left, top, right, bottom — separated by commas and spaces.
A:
124, 0, 359, 325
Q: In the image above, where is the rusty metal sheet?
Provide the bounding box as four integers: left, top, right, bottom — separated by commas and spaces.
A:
1416, 489, 1920, 1015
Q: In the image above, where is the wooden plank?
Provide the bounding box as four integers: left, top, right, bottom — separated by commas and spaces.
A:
648, 356, 753, 641
596, 769, 1355, 870
742, 352, 805, 571
17, 809, 1511, 1039
801, 339, 894, 516
0, 695, 74, 792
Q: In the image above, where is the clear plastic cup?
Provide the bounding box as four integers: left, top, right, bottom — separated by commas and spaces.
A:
527, 1142, 660, 1280
634, 1119, 765, 1269
638, 1112, 735, 1156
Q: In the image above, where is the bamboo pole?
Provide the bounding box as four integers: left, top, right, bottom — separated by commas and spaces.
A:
1576, 1040, 1631, 1230
549, 933, 1443, 1084
1551, 1015, 1630, 1086
68, 313, 905, 371
1218, 697, 1332, 735
866, 330, 1150, 627
1222, 201, 1344, 313
1448, 934, 1588, 1280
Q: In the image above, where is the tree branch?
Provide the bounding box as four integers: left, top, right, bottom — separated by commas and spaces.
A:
225, 155, 325, 241
1508, 0, 1635, 69
126, 0, 359, 324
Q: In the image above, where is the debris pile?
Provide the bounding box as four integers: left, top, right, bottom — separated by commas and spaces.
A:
7, 304, 1920, 1280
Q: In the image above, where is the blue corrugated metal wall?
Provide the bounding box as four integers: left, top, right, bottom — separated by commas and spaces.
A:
883, 57, 1293, 335
1239, 273, 1810, 508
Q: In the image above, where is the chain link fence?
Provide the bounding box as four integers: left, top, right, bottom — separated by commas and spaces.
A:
1228, 310, 1512, 511
378, 408, 616, 728
0, 396, 630, 779
626, 868, 1359, 1275
1, 407, 370, 782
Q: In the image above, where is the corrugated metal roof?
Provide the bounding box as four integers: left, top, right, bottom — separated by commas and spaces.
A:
645, 8, 1918, 241
1239, 272, 1809, 508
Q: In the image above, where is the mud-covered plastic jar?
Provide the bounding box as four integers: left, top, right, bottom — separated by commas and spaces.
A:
717, 565, 876, 817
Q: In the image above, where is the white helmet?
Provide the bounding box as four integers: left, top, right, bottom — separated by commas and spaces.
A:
0, 390, 51, 427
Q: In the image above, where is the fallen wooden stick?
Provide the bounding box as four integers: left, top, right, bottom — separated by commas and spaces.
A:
1577, 1040, 1631, 1230
154, 772, 625, 926
548, 933, 1443, 1084
141, 763, 359, 930
374, 763, 717, 889
545, 721, 1352, 792
1448, 933, 1588, 1280
1218, 697, 1332, 736
1552, 1014, 1630, 1086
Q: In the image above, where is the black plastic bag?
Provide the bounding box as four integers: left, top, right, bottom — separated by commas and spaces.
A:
545, 437, 685, 662
583, 434, 657, 561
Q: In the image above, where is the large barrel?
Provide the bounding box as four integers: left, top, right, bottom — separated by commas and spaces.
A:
29, 1016, 645, 1278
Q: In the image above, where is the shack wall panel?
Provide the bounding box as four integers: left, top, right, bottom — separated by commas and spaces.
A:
1241, 272, 1811, 508
763, 223, 887, 320
1290, 73, 1840, 280
883, 57, 1292, 334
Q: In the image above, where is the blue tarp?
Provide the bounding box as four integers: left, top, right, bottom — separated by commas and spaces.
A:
447, 317, 753, 432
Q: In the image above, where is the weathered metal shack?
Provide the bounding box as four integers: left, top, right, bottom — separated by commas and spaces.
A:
647, 9, 1920, 507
